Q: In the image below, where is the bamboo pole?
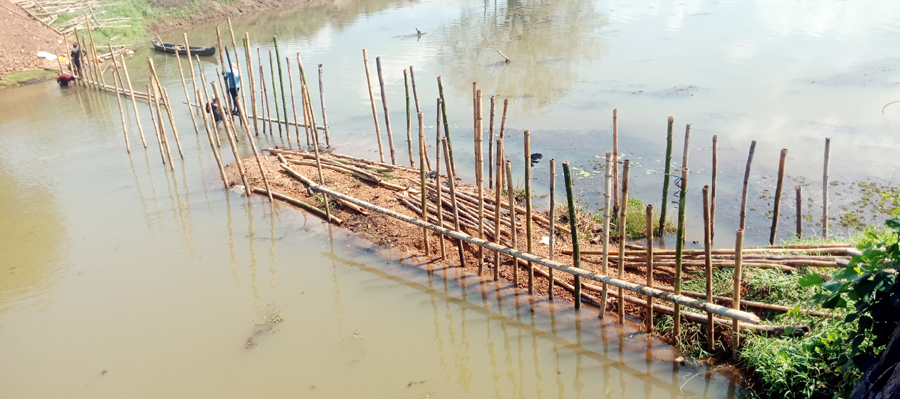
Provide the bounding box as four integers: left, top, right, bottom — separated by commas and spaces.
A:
214, 83, 251, 195
109, 58, 129, 153
548, 158, 556, 299
492, 137, 504, 280
680, 123, 692, 244
318, 64, 330, 148
299, 76, 312, 151
435, 99, 446, 259
600, 151, 613, 317
475, 91, 486, 274
149, 82, 174, 171
733, 228, 745, 359
197, 88, 228, 187
310, 103, 332, 223
227, 19, 249, 128
243, 34, 259, 136
161, 88, 185, 159
739, 141, 757, 229
376, 57, 396, 165
174, 48, 200, 136
408, 66, 429, 171
659, 116, 674, 235
296, 54, 318, 147
362, 49, 385, 162
286, 57, 302, 149
442, 138, 466, 267
796, 186, 803, 238
404, 70, 414, 167
489, 96, 495, 190
612, 109, 619, 214
524, 129, 534, 293
711, 135, 718, 245
770, 149, 788, 244
823, 138, 831, 238
268, 50, 282, 136
84, 16, 105, 89
417, 112, 430, 257
673, 165, 688, 336
146, 84, 165, 164
239, 99, 274, 204
498, 99, 508, 190
184, 34, 201, 113
563, 161, 582, 309
273, 36, 289, 135
437, 76, 455, 174
118, 53, 146, 148
645, 204, 654, 332
198, 72, 221, 148
618, 160, 631, 323
258, 49, 272, 137
215, 28, 236, 127
703, 185, 714, 351
507, 160, 517, 287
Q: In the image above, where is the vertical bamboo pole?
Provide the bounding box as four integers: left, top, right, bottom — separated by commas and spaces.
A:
286, 57, 301, 149
769, 149, 788, 245
702, 185, 714, 351
110, 60, 130, 153
437, 76, 455, 174
84, 16, 105, 89
150, 82, 174, 171
612, 109, 619, 213
493, 138, 504, 281
442, 138, 466, 268
273, 36, 288, 134
476, 90, 485, 274
376, 57, 397, 165
524, 129, 534, 294
488, 97, 495, 190
146, 83, 166, 165
659, 116, 674, 235
296, 54, 318, 146
258, 49, 273, 136
227, 19, 249, 125
184, 34, 201, 116
796, 186, 803, 238
362, 49, 384, 162
681, 124, 692, 244
300, 78, 312, 150
310, 103, 332, 223
435, 99, 446, 259
418, 112, 430, 257
197, 88, 228, 187
711, 135, 718, 245
673, 165, 688, 336
739, 141, 757, 229
645, 204, 654, 332
161, 88, 185, 158
409, 66, 429, 171
243, 34, 259, 136
214, 83, 251, 195
318, 64, 330, 147
506, 160, 517, 287
600, 151, 613, 317
822, 138, 831, 238
548, 159, 556, 300
498, 99, 508, 193
404, 70, 414, 167
733, 229, 745, 360
563, 161, 581, 309
215, 29, 236, 127
617, 160, 631, 323
119, 54, 146, 148
174, 48, 200, 136
268, 50, 282, 136
198, 72, 221, 148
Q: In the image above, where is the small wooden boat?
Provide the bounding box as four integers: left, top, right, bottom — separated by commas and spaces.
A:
152, 40, 216, 57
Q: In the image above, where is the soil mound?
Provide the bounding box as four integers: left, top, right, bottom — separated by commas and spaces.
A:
0, 0, 64, 77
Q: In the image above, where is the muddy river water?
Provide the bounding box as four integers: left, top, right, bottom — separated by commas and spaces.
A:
2, 0, 899, 397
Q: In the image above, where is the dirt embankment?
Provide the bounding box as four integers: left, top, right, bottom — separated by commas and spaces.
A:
0, 0, 64, 78
148, 0, 344, 33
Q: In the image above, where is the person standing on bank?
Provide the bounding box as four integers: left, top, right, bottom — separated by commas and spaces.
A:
222, 64, 241, 115
70, 42, 84, 78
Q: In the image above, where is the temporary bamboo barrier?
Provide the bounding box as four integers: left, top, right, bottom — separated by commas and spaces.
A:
174, 48, 200, 136
563, 161, 582, 309
442, 138, 466, 267
146, 84, 167, 166
548, 158, 556, 298
823, 138, 831, 238
376, 57, 396, 165
645, 205, 654, 331
739, 141, 757, 229
600, 151, 613, 317
618, 160, 630, 323
118, 53, 146, 148
770, 149, 788, 244
85, 16, 105, 89
506, 160, 517, 287
318, 64, 331, 147
711, 135, 718, 245
733, 228, 745, 359
362, 49, 384, 162
702, 186, 714, 351
437, 76, 454, 174
659, 116, 674, 235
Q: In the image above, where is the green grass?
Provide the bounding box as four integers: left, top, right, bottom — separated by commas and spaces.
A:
607, 197, 676, 238
0, 69, 56, 86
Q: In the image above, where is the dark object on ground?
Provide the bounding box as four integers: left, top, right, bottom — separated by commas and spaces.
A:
152, 40, 216, 57
850, 322, 900, 399
57, 73, 75, 87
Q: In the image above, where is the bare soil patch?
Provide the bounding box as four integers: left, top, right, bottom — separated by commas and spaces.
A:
0, 0, 63, 78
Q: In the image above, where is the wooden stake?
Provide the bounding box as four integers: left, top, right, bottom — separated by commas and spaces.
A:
409, 66, 429, 171
524, 129, 534, 293
214, 83, 250, 195
612, 109, 619, 213
770, 149, 788, 245
796, 186, 803, 239
823, 138, 831, 238
711, 135, 718, 245
243, 34, 259, 136
476, 90, 485, 274
548, 159, 556, 299
600, 151, 613, 317
296, 54, 319, 147
702, 186, 714, 351
173, 48, 200, 136
681, 124, 692, 244
258, 49, 272, 137
498, 99, 508, 194
739, 141, 757, 229
310, 101, 332, 222
161, 88, 185, 159
145, 83, 165, 164
646, 204, 654, 332
442, 138, 466, 268
268, 50, 282, 136
273, 36, 288, 135
674, 165, 688, 336
115, 54, 147, 148
286, 57, 302, 149
198, 72, 221, 148
418, 112, 429, 257
435, 99, 446, 259
109, 55, 129, 153
437, 76, 455, 175
362, 49, 384, 162
149, 82, 174, 170
227, 19, 250, 128
376, 57, 396, 165
659, 116, 675, 236
618, 160, 631, 323
488, 96, 495, 190
318, 64, 331, 148
563, 161, 581, 309
197, 88, 228, 187
404, 70, 414, 167
733, 228, 745, 360
494, 138, 504, 281
84, 16, 105, 88
506, 160, 517, 287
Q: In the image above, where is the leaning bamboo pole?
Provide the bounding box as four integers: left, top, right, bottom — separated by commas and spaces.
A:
227, 19, 249, 129
309, 106, 332, 223
618, 160, 631, 323
149, 82, 174, 171
268, 50, 282, 137
273, 36, 289, 135
258, 49, 272, 137
823, 138, 831, 238
408, 66, 429, 171
524, 129, 534, 293
475, 91, 486, 274
174, 48, 200, 136
118, 53, 146, 148
711, 135, 718, 245
243, 34, 259, 137
417, 112, 429, 257
362, 49, 384, 162
198, 72, 221, 148
733, 229, 745, 359
376, 57, 396, 165
434, 101, 446, 259
498, 99, 508, 190
770, 149, 788, 244
739, 141, 757, 229
645, 204, 654, 332
703, 186, 714, 351
296, 53, 319, 148
146, 84, 166, 165
84, 16, 105, 89
563, 161, 582, 309
442, 138, 466, 267
659, 116, 674, 235
600, 151, 613, 317
286, 57, 302, 148
161, 88, 185, 159
437, 76, 454, 174
318, 64, 330, 147
548, 159, 556, 299
196, 88, 228, 188
300, 78, 313, 150
213, 83, 250, 196
109, 57, 129, 153
506, 160, 517, 287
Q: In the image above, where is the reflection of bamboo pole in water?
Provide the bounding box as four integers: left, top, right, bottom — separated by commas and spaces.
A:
177, 156, 197, 255
128, 153, 151, 232
248, 198, 261, 307
327, 224, 346, 341
530, 309, 542, 397
268, 209, 278, 288
430, 295, 449, 371
486, 302, 501, 398
575, 314, 585, 395
143, 149, 164, 228
225, 191, 240, 283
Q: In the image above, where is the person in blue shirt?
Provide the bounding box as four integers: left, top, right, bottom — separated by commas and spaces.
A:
222, 63, 241, 115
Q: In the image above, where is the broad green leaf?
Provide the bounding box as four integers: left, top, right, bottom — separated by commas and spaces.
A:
799, 273, 824, 288
833, 267, 860, 281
